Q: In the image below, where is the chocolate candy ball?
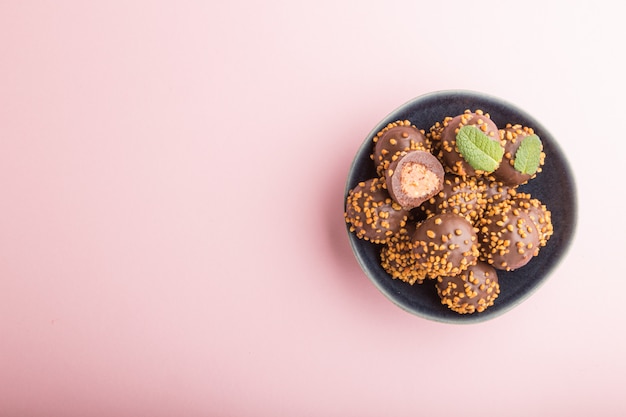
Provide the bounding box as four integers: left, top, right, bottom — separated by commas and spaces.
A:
512, 193, 553, 248
477, 200, 541, 271
372, 120, 428, 176
412, 213, 480, 278
344, 177, 409, 244
436, 261, 500, 314
439, 110, 501, 176
493, 124, 545, 186
384, 150, 444, 210
380, 221, 428, 285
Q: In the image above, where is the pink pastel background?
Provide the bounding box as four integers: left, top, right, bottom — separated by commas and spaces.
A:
1, 1, 624, 416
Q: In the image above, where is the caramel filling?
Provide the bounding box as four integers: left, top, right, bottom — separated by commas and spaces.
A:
400, 162, 439, 197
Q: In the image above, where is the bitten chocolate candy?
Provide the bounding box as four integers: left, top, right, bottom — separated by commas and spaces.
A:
385, 150, 444, 210
436, 261, 500, 314
439, 110, 501, 176
412, 213, 479, 278
371, 120, 428, 176
344, 177, 409, 244
493, 124, 545, 186
477, 200, 541, 271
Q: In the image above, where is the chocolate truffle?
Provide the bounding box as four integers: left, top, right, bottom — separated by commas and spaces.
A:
493, 124, 545, 186
345, 177, 409, 244
420, 174, 486, 224
384, 150, 445, 210
436, 261, 500, 314
512, 193, 553, 247
412, 213, 480, 278
380, 221, 428, 285
439, 110, 503, 176
372, 120, 429, 176
477, 200, 541, 271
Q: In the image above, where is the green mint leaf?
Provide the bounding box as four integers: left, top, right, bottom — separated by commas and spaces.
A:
514, 134, 543, 175
455, 125, 504, 172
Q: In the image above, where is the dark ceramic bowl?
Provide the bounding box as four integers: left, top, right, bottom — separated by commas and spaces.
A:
345, 90, 577, 324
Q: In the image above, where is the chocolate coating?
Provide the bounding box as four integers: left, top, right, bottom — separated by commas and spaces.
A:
420, 174, 486, 224
380, 221, 428, 285
493, 124, 545, 186
439, 110, 501, 176
512, 193, 553, 247
477, 200, 540, 271
436, 261, 500, 314
344, 177, 409, 244
412, 213, 479, 278
372, 120, 428, 176
479, 176, 513, 206
385, 150, 444, 210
